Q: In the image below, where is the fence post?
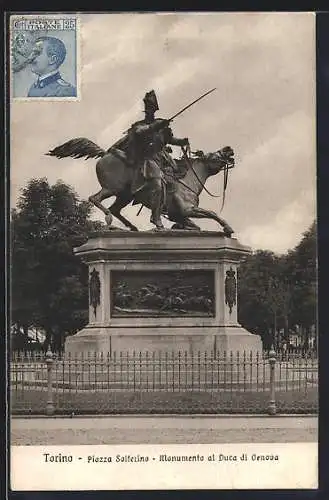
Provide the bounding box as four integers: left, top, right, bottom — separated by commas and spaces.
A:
267, 348, 277, 415
45, 348, 55, 416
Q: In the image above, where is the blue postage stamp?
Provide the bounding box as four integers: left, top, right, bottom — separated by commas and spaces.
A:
10, 15, 79, 100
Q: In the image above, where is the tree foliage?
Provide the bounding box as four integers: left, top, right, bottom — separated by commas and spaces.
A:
287, 221, 317, 329
238, 222, 316, 349
11, 178, 104, 351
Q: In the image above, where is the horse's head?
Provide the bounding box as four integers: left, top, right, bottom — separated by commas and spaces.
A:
192, 146, 235, 175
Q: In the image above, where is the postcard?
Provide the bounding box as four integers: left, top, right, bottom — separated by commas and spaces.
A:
9, 12, 317, 491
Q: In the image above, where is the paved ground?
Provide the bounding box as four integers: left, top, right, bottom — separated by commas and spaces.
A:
11, 415, 317, 445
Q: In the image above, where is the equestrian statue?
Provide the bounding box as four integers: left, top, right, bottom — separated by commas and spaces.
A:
47, 88, 235, 236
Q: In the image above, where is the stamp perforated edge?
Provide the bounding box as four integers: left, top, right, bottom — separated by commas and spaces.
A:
10, 13, 81, 102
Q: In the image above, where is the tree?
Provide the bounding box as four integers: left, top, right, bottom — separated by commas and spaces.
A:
287, 221, 316, 348
238, 250, 281, 349
11, 178, 104, 351
238, 221, 316, 351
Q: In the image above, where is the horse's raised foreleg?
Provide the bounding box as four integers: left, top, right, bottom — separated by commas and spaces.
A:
89, 188, 114, 226
185, 207, 234, 236
109, 195, 138, 232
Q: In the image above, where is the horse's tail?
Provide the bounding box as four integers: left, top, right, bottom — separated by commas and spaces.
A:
46, 138, 106, 160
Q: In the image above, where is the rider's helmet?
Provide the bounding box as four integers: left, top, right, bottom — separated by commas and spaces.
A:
143, 90, 159, 120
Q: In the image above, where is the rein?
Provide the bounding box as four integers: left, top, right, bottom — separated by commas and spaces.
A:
172, 176, 200, 196
181, 147, 230, 210
220, 160, 229, 213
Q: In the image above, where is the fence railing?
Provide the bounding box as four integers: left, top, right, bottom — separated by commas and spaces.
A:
10, 349, 318, 415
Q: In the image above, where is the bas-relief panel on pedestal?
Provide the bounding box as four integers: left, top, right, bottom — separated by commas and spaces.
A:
111, 270, 215, 317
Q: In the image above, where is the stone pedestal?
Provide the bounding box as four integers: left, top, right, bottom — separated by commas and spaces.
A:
65, 230, 262, 355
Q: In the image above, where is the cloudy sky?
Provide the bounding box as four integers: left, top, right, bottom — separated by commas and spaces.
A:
10, 12, 316, 253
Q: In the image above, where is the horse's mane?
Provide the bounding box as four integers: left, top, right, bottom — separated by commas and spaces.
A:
172, 153, 213, 179
172, 158, 190, 179
172, 150, 233, 180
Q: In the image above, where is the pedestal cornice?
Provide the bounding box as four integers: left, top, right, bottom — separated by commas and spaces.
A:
74, 230, 252, 263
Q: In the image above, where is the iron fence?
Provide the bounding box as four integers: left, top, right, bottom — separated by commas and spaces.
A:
10, 349, 318, 415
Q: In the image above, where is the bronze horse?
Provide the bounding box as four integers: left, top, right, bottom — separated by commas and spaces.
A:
47, 138, 235, 235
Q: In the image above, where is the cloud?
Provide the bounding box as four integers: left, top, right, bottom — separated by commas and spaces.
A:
239, 188, 315, 253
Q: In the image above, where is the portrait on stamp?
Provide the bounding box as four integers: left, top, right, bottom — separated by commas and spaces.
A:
11, 16, 78, 98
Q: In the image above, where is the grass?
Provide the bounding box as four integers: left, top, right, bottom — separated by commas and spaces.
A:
10, 387, 318, 415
